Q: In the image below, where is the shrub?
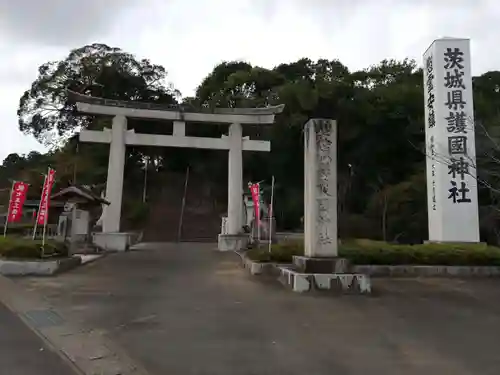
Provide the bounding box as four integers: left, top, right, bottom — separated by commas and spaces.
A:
246, 238, 500, 266
247, 240, 304, 263
271, 241, 304, 262
246, 248, 272, 262
123, 200, 150, 229
0, 237, 69, 259
339, 240, 500, 266
3, 223, 35, 236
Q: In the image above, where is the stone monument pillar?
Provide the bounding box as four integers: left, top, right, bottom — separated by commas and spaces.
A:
277, 118, 370, 293
423, 38, 480, 242
293, 119, 346, 273
303, 119, 338, 257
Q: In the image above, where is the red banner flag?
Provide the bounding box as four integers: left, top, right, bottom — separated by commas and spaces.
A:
249, 183, 260, 227
7, 181, 29, 223
37, 168, 56, 226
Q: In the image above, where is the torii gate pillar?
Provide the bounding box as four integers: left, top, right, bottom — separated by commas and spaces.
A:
227, 123, 243, 235
103, 115, 126, 233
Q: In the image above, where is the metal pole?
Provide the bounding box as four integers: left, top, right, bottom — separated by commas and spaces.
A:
3, 180, 15, 238
177, 166, 190, 243
41, 183, 49, 248
41, 168, 51, 253
33, 174, 47, 240
257, 183, 261, 247
73, 142, 79, 185
268, 176, 275, 253
142, 156, 149, 203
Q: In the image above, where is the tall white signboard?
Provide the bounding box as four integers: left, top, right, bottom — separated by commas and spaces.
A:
423, 38, 480, 242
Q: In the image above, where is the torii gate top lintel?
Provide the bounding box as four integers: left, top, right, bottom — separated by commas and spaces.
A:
68, 90, 284, 125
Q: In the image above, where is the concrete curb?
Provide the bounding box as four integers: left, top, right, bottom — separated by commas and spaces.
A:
234, 251, 289, 276
235, 253, 500, 279
0, 275, 151, 375
352, 264, 500, 277
235, 253, 371, 294
237, 256, 500, 293
0, 253, 108, 276
0, 256, 82, 276
76, 253, 107, 266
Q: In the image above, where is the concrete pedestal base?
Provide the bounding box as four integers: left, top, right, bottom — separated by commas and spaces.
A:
278, 266, 371, 294
218, 234, 249, 252
274, 256, 372, 294
92, 232, 132, 252
293, 256, 349, 274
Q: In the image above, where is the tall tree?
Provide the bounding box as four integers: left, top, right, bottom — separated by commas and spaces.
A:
18, 43, 179, 144
14, 45, 500, 243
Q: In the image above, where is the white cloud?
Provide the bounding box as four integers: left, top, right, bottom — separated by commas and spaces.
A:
0, 0, 147, 46
1, 0, 500, 162
0, 85, 46, 158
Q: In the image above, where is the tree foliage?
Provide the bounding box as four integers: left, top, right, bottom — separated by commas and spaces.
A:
7, 43, 500, 243
18, 43, 178, 143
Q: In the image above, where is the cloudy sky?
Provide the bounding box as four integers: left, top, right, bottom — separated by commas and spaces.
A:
0, 0, 499, 162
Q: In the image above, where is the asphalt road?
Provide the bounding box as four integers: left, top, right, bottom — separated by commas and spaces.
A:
0, 302, 75, 375
15, 243, 500, 375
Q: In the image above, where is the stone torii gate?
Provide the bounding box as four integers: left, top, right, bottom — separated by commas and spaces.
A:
69, 91, 283, 249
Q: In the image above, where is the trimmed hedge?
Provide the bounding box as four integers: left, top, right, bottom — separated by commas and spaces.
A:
2, 224, 58, 239
246, 239, 500, 266
0, 237, 69, 259
3, 223, 36, 236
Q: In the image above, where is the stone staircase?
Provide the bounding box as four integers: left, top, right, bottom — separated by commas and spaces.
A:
143, 172, 224, 242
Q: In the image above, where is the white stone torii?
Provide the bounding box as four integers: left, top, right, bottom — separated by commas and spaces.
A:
70, 91, 283, 237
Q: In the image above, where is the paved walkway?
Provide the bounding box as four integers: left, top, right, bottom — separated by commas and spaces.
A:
0, 301, 75, 375
14, 243, 500, 375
